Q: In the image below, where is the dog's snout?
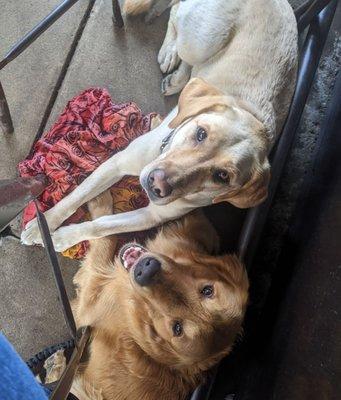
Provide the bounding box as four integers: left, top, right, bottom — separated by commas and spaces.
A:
134, 257, 161, 286
148, 169, 173, 198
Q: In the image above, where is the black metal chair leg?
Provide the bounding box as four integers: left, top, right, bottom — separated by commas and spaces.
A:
0, 0, 82, 71
112, 0, 124, 28
0, 81, 14, 134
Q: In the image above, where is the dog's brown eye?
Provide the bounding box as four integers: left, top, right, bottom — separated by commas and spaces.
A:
201, 285, 214, 298
214, 170, 229, 184
172, 321, 183, 337
196, 127, 207, 142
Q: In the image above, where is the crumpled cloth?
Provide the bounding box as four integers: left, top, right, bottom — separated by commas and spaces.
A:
18, 88, 156, 259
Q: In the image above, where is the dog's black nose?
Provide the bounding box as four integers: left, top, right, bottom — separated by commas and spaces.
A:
148, 169, 173, 198
134, 257, 161, 286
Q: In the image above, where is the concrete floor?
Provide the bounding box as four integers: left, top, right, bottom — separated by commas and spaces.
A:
0, 0, 176, 360
0, 0, 339, 364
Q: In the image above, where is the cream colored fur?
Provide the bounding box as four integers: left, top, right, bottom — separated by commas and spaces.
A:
21, 0, 298, 252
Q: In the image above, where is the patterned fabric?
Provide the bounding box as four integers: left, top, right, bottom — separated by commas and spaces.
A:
18, 88, 157, 259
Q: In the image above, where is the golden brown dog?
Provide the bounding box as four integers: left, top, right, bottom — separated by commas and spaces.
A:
70, 191, 249, 400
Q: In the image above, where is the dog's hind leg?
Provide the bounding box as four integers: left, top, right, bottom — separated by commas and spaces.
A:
158, 4, 180, 74
161, 61, 191, 96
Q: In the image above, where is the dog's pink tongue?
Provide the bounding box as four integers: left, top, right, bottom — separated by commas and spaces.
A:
123, 247, 144, 270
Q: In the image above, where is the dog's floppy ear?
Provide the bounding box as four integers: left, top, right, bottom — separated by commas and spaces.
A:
213, 161, 271, 209
169, 78, 228, 128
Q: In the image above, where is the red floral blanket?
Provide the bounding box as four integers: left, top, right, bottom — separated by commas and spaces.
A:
18, 88, 156, 259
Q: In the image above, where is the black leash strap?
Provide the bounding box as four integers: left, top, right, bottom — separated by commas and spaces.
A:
35, 202, 90, 400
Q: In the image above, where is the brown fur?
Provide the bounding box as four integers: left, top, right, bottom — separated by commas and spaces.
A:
72, 191, 249, 399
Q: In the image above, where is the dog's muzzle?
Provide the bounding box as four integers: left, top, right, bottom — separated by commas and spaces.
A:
134, 257, 161, 286
147, 169, 173, 199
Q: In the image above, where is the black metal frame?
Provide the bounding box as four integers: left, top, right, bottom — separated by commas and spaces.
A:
0, 0, 124, 134
0, 81, 13, 134
35, 204, 92, 400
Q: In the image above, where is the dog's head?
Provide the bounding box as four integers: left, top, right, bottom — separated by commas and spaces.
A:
140, 78, 270, 209
74, 212, 249, 374
99, 215, 249, 372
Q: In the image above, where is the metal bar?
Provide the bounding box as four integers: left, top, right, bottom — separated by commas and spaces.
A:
33, 0, 96, 143
238, 0, 338, 270
297, 0, 335, 32
0, 81, 14, 134
295, 0, 316, 19
35, 204, 78, 340
0, 0, 81, 71
34, 193, 92, 400
112, 0, 124, 28
0, 176, 46, 233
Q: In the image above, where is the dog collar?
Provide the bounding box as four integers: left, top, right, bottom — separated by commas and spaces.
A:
160, 130, 175, 153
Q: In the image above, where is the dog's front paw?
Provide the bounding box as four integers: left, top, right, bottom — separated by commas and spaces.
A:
158, 42, 180, 74
50, 227, 77, 252
51, 224, 90, 252
21, 218, 43, 246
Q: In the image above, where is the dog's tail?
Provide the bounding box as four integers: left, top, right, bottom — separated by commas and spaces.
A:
123, 0, 154, 15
